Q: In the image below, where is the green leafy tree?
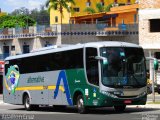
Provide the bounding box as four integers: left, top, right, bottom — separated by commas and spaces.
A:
10, 6, 50, 25
84, 7, 96, 14
104, 4, 112, 12
0, 15, 35, 28
96, 3, 104, 12
45, 0, 75, 24
30, 5, 50, 25
84, 3, 112, 14
11, 7, 30, 16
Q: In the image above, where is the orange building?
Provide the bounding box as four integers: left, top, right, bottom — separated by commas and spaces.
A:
71, 4, 138, 30
50, 0, 137, 24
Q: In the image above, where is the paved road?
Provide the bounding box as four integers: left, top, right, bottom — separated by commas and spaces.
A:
0, 94, 160, 120
0, 104, 160, 120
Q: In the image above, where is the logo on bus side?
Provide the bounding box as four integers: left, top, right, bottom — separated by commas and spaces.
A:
5, 65, 20, 94
54, 70, 73, 106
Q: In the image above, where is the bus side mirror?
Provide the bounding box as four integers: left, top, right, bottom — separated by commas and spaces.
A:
154, 59, 159, 70
95, 56, 108, 65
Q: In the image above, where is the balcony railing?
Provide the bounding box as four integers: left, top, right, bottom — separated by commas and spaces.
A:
0, 25, 58, 39
0, 23, 138, 39
96, 23, 138, 36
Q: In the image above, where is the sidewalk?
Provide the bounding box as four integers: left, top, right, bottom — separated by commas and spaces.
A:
127, 103, 160, 109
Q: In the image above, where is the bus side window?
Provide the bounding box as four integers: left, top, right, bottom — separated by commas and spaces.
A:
86, 48, 99, 86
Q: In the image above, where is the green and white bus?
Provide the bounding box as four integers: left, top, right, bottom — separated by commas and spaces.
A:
3, 41, 148, 113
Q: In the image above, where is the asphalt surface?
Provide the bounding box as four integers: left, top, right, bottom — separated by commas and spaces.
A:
0, 104, 160, 120
0, 94, 160, 120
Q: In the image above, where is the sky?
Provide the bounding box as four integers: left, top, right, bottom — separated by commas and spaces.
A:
0, 0, 47, 13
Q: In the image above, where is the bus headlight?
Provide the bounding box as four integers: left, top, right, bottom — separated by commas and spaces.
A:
101, 90, 118, 98
138, 91, 146, 97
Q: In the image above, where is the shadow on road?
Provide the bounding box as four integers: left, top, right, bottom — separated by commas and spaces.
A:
9, 106, 160, 115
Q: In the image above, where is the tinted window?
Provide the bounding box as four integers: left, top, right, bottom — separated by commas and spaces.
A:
5, 49, 83, 74
86, 48, 99, 86
150, 19, 160, 32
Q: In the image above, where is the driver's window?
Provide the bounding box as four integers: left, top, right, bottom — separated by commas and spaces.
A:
86, 48, 99, 86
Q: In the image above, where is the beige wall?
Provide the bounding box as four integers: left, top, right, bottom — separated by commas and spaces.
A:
139, 9, 160, 49
139, 0, 160, 9
0, 24, 138, 57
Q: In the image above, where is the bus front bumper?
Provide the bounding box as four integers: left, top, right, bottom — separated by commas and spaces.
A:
90, 94, 147, 107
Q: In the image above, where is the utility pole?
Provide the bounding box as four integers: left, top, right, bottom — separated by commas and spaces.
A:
146, 56, 158, 103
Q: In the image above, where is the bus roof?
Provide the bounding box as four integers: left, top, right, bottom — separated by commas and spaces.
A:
5, 41, 141, 61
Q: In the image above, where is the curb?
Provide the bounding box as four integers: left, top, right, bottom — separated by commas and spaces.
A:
0, 101, 3, 104
127, 105, 160, 109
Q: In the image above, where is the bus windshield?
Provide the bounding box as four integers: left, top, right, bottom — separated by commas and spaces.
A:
100, 47, 146, 88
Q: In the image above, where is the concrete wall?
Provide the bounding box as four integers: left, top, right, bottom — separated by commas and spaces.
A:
0, 24, 138, 57
139, 9, 160, 49
61, 24, 138, 44
139, 0, 160, 9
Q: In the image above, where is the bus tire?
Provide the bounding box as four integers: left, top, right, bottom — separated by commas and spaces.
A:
24, 94, 33, 111
114, 105, 126, 112
77, 95, 87, 114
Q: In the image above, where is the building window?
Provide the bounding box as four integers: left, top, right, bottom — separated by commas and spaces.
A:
150, 19, 160, 32
134, 14, 137, 23
154, 52, 160, 59
55, 16, 58, 23
73, 8, 80, 12
45, 41, 52, 47
86, 0, 91, 7
127, 0, 131, 4
23, 45, 30, 54
100, 2, 104, 6
11, 46, 15, 51
114, 0, 118, 4
3, 46, 9, 59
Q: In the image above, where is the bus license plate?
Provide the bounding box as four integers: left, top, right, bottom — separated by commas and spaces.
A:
124, 100, 132, 104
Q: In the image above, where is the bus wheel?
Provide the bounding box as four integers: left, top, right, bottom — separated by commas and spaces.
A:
77, 95, 87, 114
24, 95, 33, 111
114, 105, 126, 112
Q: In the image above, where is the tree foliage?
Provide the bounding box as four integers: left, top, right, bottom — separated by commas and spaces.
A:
0, 15, 35, 28
0, 5, 50, 28
11, 7, 30, 16
84, 3, 113, 14
45, 0, 75, 24
84, 7, 96, 14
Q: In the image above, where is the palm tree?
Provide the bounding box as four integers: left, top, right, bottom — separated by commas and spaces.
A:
84, 7, 96, 14
84, 2, 112, 14
96, 3, 104, 12
45, 0, 75, 24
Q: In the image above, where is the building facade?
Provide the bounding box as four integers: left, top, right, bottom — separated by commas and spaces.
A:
50, 0, 137, 24
139, 0, 160, 81
0, 23, 138, 60
0, 0, 139, 59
